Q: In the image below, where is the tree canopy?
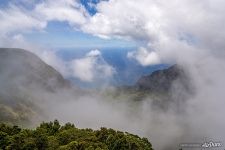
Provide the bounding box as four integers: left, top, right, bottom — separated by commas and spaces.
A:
0, 120, 153, 150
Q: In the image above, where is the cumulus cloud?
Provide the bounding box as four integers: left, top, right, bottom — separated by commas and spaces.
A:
70, 56, 95, 82
0, 0, 92, 83
69, 49, 116, 82
34, 0, 88, 27
0, 4, 46, 35
82, 0, 225, 66
86, 49, 101, 56
0, 0, 88, 38
81, 13, 225, 146
2, 0, 224, 60
81, 0, 149, 40
127, 47, 160, 66
79, 0, 225, 149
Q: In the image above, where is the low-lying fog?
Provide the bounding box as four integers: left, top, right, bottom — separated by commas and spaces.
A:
1, 47, 225, 150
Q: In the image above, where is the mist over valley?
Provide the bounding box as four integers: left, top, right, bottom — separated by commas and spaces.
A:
1, 0, 225, 149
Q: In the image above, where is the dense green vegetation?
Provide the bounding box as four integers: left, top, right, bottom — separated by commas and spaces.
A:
0, 120, 153, 150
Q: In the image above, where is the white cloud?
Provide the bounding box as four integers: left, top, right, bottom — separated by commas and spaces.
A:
70, 56, 95, 82
0, 4, 46, 35
34, 0, 88, 26
69, 49, 116, 82
80, 1, 225, 149
0, 0, 91, 80
81, 0, 225, 66
81, 0, 149, 40
0, 0, 88, 38
1, 0, 224, 75
1, 0, 224, 61
127, 47, 160, 66
86, 49, 101, 57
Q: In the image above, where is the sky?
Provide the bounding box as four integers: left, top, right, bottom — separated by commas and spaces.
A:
0, 0, 225, 84
0, 0, 139, 48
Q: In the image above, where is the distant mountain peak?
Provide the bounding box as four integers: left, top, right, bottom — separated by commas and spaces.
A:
135, 64, 189, 93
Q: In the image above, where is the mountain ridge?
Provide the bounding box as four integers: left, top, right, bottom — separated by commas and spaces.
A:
0, 48, 71, 92
135, 64, 188, 93
0, 48, 72, 125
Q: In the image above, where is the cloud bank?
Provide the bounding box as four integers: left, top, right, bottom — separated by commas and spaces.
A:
1, 0, 225, 149
2, 0, 224, 66
82, 0, 225, 65
0, 0, 87, 36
